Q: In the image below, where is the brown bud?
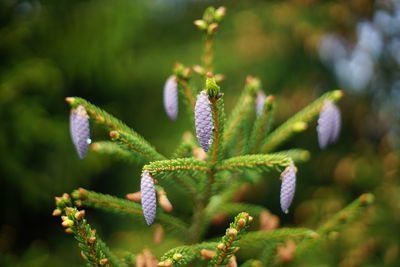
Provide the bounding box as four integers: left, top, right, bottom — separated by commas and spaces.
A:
237, 218, 246, 228
136, 254, 145, 267
217, 243, 225, 250
164, 259, 172, 267
64, 228, 73, 234
52, 209, 62, 216
248, 216, 254, 223
65, 207, 75, 216
143, 249, 158, 267
126, 192, 141, 202
62, 193, 70, 201
208, 23, 219, 35
95, 115, 105, 123
310, 231, 320, 239
158, 191, 173, 213
81, 250, 87, 260
214, 74, 225, 83
183, 67, 191, 78
192, 65, 205, 75
259, 211, 280, 232
173, 253, 183, 261
194, 19, 207, 30
75, 210, 85, 220
99, 258, 108, 265
226, 255, 237, 267
153, 224, 164, 244
61, 215, 68, 221
75, 200, 83, 207
109, 131, 119, 140
62, 219, 74, 228
277, 240, 296, 262
65, 97, 75, 105
200, 249, 216, 259
55, 196, 63, 205
227, 228, 238, 238
215, 6, 226, 21
192, 147, 207, 161
89, 236, 97, 243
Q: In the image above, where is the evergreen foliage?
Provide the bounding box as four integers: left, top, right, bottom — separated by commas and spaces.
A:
53, 6, 375, 267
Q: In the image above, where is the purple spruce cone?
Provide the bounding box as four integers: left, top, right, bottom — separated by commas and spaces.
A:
163, 75, 178, 121
141, 170, 156, 225
280, 162, 297, 214
195, 90, 213, 152
70, 105, 91, 159
256, 91, 266, 116
317, 100, 341, 149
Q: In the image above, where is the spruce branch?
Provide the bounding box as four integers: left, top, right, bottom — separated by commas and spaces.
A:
272, 149, 310, 163
71, 188, 188, 233
238, 228, 317, 248
216, 154, 292, 173
194, 7, 226, 73
90, 141, 139, 163
248, 95, 276, 154
54, 196, 124, 267
143, 158, 210, 179
294, 193, 375, 258
260, 90, 343, 152
160, 242, 218, 266
66, 97, 166, 162
209, 212, 253, 267
224, 76, 260, 154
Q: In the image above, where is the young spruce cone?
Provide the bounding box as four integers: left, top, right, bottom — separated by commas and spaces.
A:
317, 100, 341, 149
280, 162, 297, 214
195, 90, 213, 152
163, 75, 178, 121
141, 170, 156, 225
70, 105, 90, 159
256, 90, 266, 116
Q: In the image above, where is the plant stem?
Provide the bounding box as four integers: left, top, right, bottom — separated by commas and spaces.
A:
202, 35, 214, 73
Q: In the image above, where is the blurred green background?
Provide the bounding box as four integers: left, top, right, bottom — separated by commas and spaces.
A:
0, 0, 399, 266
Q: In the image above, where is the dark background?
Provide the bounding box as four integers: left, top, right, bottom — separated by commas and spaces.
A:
0, 0, 398, 266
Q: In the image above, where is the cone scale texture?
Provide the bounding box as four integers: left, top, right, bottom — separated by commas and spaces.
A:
195, 90, 213, 152
317, 100, 341, 149
70, 105, 90, 160
141, 170, 157, 226
280, 162, 297, 214
163, 75, 178, 121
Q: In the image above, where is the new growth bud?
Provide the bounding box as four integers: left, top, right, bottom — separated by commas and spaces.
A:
194, 19, 207, 30
214, 6, 227, 21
